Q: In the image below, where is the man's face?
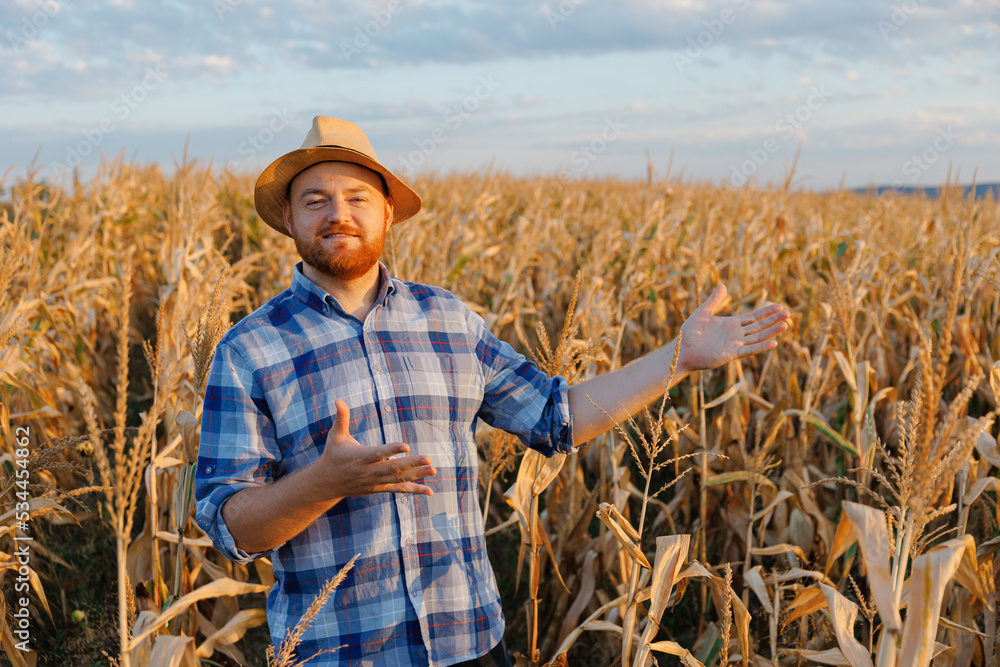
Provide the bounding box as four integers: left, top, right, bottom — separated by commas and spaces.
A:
282, 161, 393, 281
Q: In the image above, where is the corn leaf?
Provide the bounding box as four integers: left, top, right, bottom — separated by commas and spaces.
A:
744, 566, 773, 615
595, 503, 651, 570
677, 561, 751, 667
898, 538, 966, 667
750, 543, 807, 560
751, 490, 794, 522
196, 608, 267, 659
795, 648, 853, 665
784, 409, 859, 457
782, 587, 827, 630
634, 535, 691, 667
949, 534, 989, 606
127, 578, 269, 650
842, 501, 900, 633
989, 360, 1000, 405
149, 635, 198, 667
819, 583, 872, 667
648, 640, 707, 667
707, 471, 775, 488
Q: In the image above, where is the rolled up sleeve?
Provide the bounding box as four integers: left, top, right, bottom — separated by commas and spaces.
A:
194, 341, 285, 564
468, 309, 575, 457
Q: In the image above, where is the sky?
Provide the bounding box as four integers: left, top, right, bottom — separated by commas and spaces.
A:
1, 0, 998, 190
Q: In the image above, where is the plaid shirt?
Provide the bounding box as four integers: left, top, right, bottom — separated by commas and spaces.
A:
195, 263, 573, 666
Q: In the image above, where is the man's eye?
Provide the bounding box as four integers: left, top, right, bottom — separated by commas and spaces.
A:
307, 199, 323, 206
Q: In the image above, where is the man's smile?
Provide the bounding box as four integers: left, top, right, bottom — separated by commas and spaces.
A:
320, 230, 360, 240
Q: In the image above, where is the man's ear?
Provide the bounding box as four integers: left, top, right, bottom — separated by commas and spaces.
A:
384, 197, 394, 230
282, 200, 294, 236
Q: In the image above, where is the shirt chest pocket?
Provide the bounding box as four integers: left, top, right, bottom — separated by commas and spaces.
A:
401, 355, 456, 435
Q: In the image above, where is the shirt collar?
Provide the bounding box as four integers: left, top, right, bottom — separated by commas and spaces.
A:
291, 261, 396, 317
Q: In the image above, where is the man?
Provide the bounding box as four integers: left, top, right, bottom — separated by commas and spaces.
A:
195, 116, 789, 666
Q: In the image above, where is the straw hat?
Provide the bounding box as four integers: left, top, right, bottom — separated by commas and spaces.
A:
254, 116, 422, 236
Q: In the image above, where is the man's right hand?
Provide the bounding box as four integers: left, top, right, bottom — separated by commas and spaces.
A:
312, 398, 436, 500
222, 398, 436, 555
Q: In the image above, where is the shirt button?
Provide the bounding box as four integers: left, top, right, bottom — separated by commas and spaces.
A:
405, 539, 413, 547
205, 466, 213, 474
383, 402, 392, 413
372, 362, 382, 372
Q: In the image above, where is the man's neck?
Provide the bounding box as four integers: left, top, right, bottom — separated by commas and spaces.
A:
302, 262, 382, 320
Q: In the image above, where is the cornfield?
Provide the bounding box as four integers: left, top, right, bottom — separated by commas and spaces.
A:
2, 156, 1000, 667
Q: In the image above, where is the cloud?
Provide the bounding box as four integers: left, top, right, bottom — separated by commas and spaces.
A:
2, 0, 998, 189
2, 0, 997, 101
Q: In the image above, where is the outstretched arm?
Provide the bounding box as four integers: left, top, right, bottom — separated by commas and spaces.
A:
568, 284, 790, 446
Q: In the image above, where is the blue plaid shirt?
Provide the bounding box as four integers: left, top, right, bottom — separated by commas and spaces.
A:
195, 263, 574, 666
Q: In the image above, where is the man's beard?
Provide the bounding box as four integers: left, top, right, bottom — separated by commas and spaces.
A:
292, 223, 386, 281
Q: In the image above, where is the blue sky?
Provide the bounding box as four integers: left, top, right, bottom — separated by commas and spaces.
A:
1, 0, 998, 189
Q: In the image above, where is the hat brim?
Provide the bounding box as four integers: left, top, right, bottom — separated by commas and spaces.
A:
254, 146, 421, 236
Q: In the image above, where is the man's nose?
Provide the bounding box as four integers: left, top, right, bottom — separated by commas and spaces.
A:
326, 197, 352, 223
